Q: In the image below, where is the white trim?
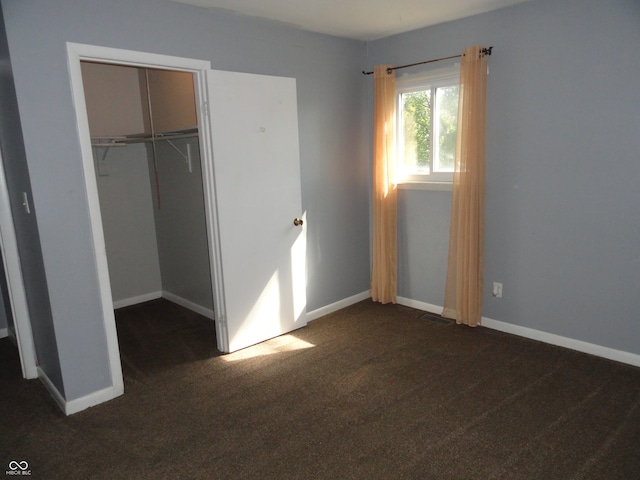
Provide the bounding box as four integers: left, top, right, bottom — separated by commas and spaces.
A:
0, 149, 38, 379
481, 317, 640, 368
200, 70, 228, 352
64, 384, 124, 416
396, 181, 452, 192
38, 366, 124, 416
307, 291, 371, 322
66, 42, 221, 411
111, 290, 215, 319
37, 367, 66, 413
0, 327, 7, 339
397, 296, 640, 368
397, 296, 443, 314
66, 43, 211, 72
112, 291, 162, 310
162, 291, 215, 320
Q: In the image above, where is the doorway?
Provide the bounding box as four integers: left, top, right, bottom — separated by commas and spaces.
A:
82, 62, 214, 315
68, 43, 307, 411
68, 44, 221, 399
81, 61, 216, 378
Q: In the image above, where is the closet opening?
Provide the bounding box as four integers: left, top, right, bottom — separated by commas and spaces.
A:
81, 61, 218, 375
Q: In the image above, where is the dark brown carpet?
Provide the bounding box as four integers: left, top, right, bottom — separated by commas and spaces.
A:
1, 299, 639, 479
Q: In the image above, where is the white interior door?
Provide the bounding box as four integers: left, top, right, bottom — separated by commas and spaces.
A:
206, 70, 307, 353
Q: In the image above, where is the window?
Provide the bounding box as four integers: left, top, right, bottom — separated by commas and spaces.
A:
396, 67, 459, 185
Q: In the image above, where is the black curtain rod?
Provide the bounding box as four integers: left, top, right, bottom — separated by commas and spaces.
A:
362, 46, 493, 75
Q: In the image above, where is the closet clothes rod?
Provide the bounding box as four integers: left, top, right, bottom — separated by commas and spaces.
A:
90, 130, 199, 147
124, 132, 199, 144
91, 142, 127, 148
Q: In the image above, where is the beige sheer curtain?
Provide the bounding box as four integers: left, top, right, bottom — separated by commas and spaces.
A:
370, 65, 397, 304
442, 46, 488, 326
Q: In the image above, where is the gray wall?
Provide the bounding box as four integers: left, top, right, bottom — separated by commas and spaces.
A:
396, 189, 451, 306
0, 248, 10, 333
368, 0, 640, 355
0, 4, 63, 393
151, 138, 214, 311
94, 138, 214, 312
94, 144, 163, 303
1, 0, 369, 401
94, 139, 213, 312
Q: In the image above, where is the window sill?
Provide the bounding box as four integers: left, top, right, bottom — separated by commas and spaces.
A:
397, 181, 452, 192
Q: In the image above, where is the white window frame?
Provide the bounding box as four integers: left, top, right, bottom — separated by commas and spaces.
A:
395, 65, 460, 190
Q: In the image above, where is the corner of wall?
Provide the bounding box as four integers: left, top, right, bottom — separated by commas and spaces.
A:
38, 366, 124, 416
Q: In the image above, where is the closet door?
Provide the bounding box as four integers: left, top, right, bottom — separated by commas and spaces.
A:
205, 70, 307, 353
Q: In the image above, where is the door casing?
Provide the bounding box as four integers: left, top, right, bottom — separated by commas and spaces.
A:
67, 43, 225, 401
0, 146, 38, 379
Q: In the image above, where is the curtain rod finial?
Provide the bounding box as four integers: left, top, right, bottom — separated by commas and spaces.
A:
482, 46, 494, 56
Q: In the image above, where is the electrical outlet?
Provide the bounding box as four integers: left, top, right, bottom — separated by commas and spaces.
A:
492, 282, 503, 298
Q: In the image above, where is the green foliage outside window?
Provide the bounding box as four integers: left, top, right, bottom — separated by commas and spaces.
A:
401, 84, 458, 174
402, 90, 431, 170
436, 85, 459, 172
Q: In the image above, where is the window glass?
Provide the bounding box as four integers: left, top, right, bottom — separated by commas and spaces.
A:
434, 85, 458, 173
396, 69, 459, 184
401, 89, 431, 174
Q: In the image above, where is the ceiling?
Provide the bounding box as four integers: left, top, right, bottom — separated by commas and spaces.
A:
172, 0, 531, 41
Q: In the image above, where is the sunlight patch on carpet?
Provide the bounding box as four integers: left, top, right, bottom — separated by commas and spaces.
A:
221, 334, 315, 362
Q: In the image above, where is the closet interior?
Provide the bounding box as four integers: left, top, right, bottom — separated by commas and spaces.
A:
81, 61, 214, 321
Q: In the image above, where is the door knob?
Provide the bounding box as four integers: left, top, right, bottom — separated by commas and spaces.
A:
293, 218, 304, 226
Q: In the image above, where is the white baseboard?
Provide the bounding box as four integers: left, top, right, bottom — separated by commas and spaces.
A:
398, 296, 640, 368
398, 297, 640, 367
481, 316, 640, 368
111, 290, 214, 320
397, 297, 442, 315
112, 291, 162, 310
162, 291, 214, 320
38, 367, 124, 416
37, 367, 66, 413
307, 291, 371, 322
64, 384, 124, 416
0, 327, 7, 339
